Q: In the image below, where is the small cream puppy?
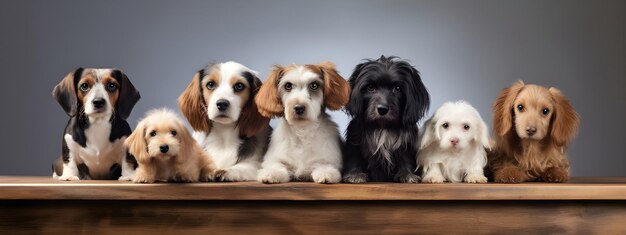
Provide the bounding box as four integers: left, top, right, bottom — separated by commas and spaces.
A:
125, 109, 217, 183
417, 101, 491, 183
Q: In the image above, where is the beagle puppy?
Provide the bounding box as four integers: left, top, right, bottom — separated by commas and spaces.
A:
52, 68, 140, 180
178, 61, 270, 181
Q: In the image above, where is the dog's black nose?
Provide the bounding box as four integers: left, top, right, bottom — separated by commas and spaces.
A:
294, 105, 306, 116
526, 127, 537, 136
92, 99, 105, 109
216, 99, 230, 112
160, 145, 169, 153
377, 105, 389, 115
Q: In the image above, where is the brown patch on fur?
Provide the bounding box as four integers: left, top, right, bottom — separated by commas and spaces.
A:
102, 75, 120, 109
255, 65, 285, 117
308, 61, 351, 110
178, 72, 211, 132
236, 74, 270, 138
76, 74, 96, 108
489, 81, 578, 183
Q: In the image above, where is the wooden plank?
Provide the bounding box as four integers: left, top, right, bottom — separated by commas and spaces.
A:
0, 176, 625, 200
1, 201, 625, 234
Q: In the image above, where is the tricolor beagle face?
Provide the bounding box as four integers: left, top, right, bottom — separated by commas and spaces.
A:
53, 68, 140, 121
202, 63, 256, 124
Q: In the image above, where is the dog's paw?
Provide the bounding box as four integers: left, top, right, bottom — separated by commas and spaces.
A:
421, 175, 445, 184
494, 167, 526, 183
464, 174, 488, 183
132, 175, 155, 184
541, 167, 569, 183
395, 173, 421, 183
216, 168, 256, 182
311, 167, 341, 184
118, 176, 133, 181
57, 175, 80, 181
342, 172, 368, 184
257, 168, 290, 184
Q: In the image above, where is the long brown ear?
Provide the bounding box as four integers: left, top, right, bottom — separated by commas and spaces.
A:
111, 70, 140, 120
237, 72, 270, 138
255, 65, 284, 117
125, 120, 150, 164
175, 119, 195, 164
549, 87, 580, 146
178, 70, 211, 132
493, 80, 525, 136
319, 61, 351, 110
52, 68, 83, 116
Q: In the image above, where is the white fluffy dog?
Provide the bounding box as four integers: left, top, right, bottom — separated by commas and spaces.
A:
417, 101, 491, 183
254, 62, 350, 184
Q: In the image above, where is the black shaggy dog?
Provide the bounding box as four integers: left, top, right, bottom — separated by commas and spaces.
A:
342, 56, 430, 183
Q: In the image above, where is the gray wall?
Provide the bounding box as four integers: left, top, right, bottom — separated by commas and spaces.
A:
0, 0, 624, 176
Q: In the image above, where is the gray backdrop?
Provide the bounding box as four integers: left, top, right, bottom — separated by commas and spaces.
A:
1, 0, 624, 176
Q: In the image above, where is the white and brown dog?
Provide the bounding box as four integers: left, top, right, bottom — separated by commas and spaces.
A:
125, 109, 217, 183
52, 68, 140, 180
255, 62, 350, 184
178, 61, 270, 181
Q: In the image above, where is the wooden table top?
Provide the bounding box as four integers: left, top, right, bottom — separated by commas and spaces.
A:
1, 176, 625, 200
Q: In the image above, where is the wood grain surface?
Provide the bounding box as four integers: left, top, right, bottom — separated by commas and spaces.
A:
1, 201, 625, 234
0, 176, 625, 200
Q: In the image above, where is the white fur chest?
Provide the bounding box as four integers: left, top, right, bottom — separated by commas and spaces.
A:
194, 125, 242, 169
64, 119, 125, 178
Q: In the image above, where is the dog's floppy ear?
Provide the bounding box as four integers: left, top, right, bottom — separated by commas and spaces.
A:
476, 116, 492, 150
125, 120, 150, 164
493, 80, 525, 136
403, 65, 430, 126
345, 62, 366, 117
255, 65, 285, 117
52, 68, 84, 116
175, 119, 195, 164
111, 70, 140, 120
237, 71, 270, 138
319, 61, 350, 110
178, 70, 211, 133
549, 87, 580, 146
419, 117, 439, 150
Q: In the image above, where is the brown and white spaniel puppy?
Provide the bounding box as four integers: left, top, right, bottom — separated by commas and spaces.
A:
489, 81, 580, 183
52, 68, 140, 180
255, 62, 350, 184
178, 61, 270, 181
125, 109, 217, 183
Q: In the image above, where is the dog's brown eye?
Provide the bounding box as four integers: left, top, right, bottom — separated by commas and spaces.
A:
233, 82, 245, 92
366, 84, 376, 92
442, 123, 449, 129
394, 85, 401, 92
171, 130, 177, 136
149, 131, 157, 137
106, 83, 117, 92
284, 82, 293, 91
542, 108, 550, 115
464, 124, 470, 130
309, 82, 319, 91
79, 83, 89, 92
517, 104, 524, 112
206, 81, 216, 90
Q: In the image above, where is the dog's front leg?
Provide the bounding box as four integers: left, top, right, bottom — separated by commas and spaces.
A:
541, 167, 569, 183
57, 156, 81, 181
133, 163, 156, 183
421, 163, 445, 183
257, 161, 291, 184
311, 165, 341, 184
217, 160, 260, 182
342, 143, 368, 183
